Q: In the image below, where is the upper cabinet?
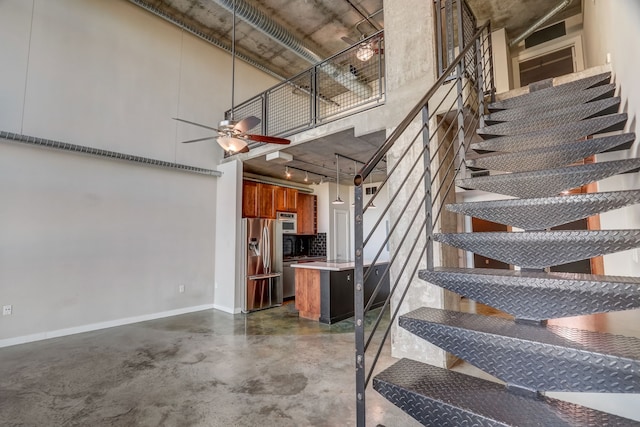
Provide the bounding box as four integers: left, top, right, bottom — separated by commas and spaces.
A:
243, 180, 276, 219
243, 181, 316, 232
242, 180, 259, 218
275, 186, 297, 212
297, 193, 317, 235
258, 183, 275, 219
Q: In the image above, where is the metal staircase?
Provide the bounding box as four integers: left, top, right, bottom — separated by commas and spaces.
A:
370, 72, 640, 425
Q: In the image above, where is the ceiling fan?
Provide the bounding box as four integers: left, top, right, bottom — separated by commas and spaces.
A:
173, 0, 290, 154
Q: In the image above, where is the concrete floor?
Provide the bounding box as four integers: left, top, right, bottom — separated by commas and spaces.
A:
0, 303, 419, 426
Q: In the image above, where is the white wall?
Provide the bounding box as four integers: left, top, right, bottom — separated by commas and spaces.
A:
582, 0, 640, 277
0, 0, 277, 345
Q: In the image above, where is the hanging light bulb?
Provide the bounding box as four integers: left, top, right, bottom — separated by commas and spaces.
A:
356, 43, 374, 61
304, 171, 309, 182
332, 154, 344, 205
285, 166, 291, 179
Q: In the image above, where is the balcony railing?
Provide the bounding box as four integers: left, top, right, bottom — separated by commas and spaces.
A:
226, 31, 385, 143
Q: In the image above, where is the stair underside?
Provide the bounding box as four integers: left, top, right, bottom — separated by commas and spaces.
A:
471, 113, 627, 153
486, 84, 616, 122
489, 72, 611, 110
446, 190, 640, 230
468, 133, 634, 173
479, 97, 621, 137
419, 267, 640, 321
433, 230, 640, 269
399, 307, 640, 393
374, 358, 638, 426
456, 158, 640, 198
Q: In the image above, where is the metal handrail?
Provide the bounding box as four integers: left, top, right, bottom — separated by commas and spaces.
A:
353, 17, 494, 426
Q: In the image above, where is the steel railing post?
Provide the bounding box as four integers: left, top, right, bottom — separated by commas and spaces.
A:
354, 184, 366, 427
422, 106, 434, 271
476, 34, 485, 129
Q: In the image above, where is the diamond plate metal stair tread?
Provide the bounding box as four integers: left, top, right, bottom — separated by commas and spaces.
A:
418, 267, 640, 321
446, 190, 640, 230
486, 84, 617, 122
471, 114, 627, 153
399, 307, 640, 393
479, 97, 621, 137
456, 158, 640, 198
488, 72, 612, 110
373, 358, 639, 426
433, 230, 640, 269
467, 133, 635, 173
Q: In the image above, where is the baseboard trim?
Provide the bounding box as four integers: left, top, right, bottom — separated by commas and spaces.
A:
0, 304, 215, 348
213, 304, 243, 314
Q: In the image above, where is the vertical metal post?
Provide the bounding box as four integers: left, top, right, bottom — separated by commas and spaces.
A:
456, 61, 466, 171
476, 35, 485, 129
262, 92, 268, 136
445, 0, 454, 67
378, 40, 384, 100
354, 184, 366, 427
436, 0, 443, 75
422, 106, 434, 271
311, 68, 317, 126
456, 0, 465, 58
486, 23, 496, 103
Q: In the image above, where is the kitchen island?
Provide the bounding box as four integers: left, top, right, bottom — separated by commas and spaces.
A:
292, 260, 390, 324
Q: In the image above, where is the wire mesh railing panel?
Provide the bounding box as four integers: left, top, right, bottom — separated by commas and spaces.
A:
265, 72, 313, 136
317, 34, 385, 121
227, 96, 264, 135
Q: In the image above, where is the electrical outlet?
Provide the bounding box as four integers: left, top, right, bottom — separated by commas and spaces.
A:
179, 285, 185, 293
3, 305, 12, 316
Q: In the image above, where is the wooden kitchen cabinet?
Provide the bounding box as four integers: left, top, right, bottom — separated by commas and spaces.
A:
275, 186, 297, 212
242, 180, 259, 218
258, 183, 275, 218
242, 180, 276, 219
297, 193, 317, 235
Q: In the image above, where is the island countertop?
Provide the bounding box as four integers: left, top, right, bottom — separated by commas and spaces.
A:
291, 260, 382, 271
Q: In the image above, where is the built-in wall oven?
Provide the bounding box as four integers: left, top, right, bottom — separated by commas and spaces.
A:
277, 212, 297, 234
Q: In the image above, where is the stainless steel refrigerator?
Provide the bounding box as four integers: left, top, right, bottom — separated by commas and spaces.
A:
242, 218, 282, 312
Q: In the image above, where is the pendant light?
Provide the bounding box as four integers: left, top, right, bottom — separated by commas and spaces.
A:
332, 154, 344, 205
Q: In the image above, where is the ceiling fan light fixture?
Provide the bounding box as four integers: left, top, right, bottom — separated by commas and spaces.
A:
356, 43, 374, 61
217, 136, 247, 153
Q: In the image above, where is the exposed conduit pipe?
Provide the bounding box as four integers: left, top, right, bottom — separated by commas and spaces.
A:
509, 0, 573, 47
211, 0, 373, 98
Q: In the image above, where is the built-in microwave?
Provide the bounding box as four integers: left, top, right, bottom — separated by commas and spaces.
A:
277, 212, 297, 234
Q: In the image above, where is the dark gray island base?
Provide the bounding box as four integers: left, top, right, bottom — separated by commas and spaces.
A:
292, 261, 390, 324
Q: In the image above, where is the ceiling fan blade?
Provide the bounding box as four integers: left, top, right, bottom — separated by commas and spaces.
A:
238, 145, 250, 154
180, 136, 217, 144
244, 134, 291, 145
234, 116, 261, 133
173, 117, 220, 132
341, 36, 357, 45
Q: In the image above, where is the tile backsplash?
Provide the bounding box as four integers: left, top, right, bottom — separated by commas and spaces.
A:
310, 233, 327, 257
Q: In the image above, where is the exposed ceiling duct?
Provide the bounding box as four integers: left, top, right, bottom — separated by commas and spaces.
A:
509, 0, 573, 47
211, 0, 373, 98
